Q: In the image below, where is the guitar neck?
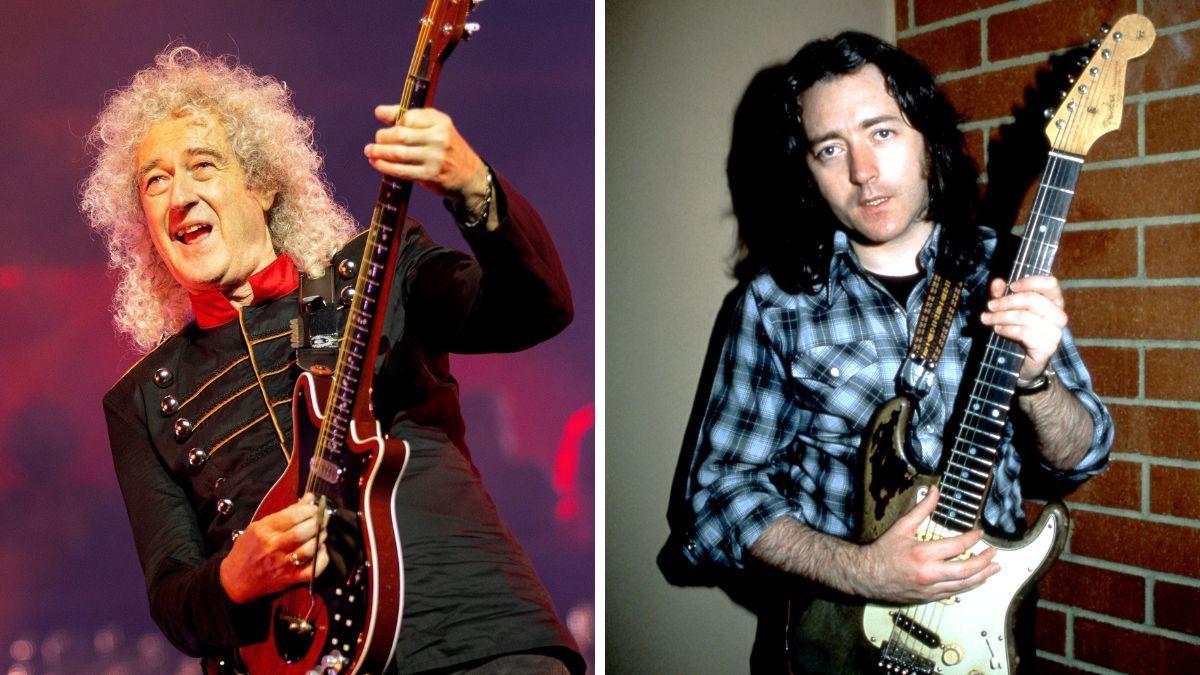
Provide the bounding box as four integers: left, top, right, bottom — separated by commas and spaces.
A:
310, 2, 468, 473
933, 151, 1083, 533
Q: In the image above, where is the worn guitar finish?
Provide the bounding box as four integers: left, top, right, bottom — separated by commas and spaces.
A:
228, 3, 479, 674
862, 16, 1153, 675
789, 15, 1154, 675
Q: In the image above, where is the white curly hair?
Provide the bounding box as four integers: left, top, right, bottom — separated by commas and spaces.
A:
81, 45, 359, 351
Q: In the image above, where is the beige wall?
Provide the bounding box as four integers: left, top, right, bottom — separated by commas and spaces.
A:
605, 1, 891, 671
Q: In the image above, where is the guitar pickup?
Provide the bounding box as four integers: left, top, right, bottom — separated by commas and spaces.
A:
877, 642, 935, 675
892, 611, 942, 649
310, 456, 345, 485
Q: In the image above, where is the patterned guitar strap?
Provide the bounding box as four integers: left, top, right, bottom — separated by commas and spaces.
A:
783, 273, 966, 674
782, 270, 966, 674
857, 268, 963, 540
902, 269, 964, 400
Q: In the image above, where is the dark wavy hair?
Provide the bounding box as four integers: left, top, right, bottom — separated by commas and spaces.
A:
729, 32, 982, 293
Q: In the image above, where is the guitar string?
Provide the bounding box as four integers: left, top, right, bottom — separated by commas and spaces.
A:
304, 4, 431, 498
918, 62, 1086, 661
288, 3, 438, 624
890, 85, 1081, 665
921, 151, 1071, 665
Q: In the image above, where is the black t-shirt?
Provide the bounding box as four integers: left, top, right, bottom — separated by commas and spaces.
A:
870, 269, 923, 306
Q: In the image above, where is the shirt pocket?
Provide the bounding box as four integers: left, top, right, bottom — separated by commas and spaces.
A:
788, 340, 883, 437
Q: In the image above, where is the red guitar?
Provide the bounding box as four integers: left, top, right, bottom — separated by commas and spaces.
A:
227, 2, 479, 673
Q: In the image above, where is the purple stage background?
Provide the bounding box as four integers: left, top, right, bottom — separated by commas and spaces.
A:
0, 1, 594, 672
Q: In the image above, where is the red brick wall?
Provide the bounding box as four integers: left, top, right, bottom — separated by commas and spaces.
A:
898, 0, 1200, 671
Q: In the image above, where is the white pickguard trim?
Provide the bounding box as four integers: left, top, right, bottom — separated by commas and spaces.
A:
281, 372, 408, 675
862, 510, 1062, 674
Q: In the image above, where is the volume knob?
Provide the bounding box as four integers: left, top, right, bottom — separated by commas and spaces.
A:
942, 644, 963, 666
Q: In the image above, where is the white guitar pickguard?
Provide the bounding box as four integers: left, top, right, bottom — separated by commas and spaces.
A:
861, 508, 1062, 674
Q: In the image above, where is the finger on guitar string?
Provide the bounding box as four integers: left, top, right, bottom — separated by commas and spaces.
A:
859, 485, 1003, 604
365, 105, 486, 201
1000, 275, 1066, 308
928, 542, 999, 590
929, 557, 1001, 599
291, 542, 331, 583
374, 103, 403, 124
264, 497, 326, 554
370, 120, 444, 170
373, 104, 436, 127
981, 277, 1067, 379
218, 495, 327, 603
287, 511, 331, 567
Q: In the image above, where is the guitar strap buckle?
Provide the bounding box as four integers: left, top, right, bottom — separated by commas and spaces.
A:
291, 267, 341, 376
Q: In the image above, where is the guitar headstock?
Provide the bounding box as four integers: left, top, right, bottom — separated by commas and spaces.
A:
422, 0, 479, 67
1044, 14, 1155, 156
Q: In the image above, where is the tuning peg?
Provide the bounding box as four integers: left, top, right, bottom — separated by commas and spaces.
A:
1078, 54, 1089, 67
1058, 90, 1068, 100
1099, 23, 1111, 36
1043, 107, 1055, 120
1089, 38, 1102, 51
464, 22, 480, 40
1066, 74, 1076, 84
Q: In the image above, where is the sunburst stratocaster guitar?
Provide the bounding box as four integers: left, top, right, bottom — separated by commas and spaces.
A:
212, 2, 480, 674
789, 15, 1154, 675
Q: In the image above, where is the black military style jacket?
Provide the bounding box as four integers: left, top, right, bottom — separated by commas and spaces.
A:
103, 174, 583, 674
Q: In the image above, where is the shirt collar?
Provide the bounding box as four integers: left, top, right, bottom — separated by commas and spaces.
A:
188, 253, 299, 329
824, 225, 942, 306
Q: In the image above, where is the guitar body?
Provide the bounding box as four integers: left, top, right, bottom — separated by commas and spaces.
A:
861, 502, 1066, 674
859, 396, 929, 543
219, 3, 477, 672
237, 372, 410, 674
787, 403, 1067, 674
855, 400, 1068, 675
784, 14, 1153, 674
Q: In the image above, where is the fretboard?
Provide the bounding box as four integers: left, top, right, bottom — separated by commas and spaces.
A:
305, 16, 447, 490
932, 150, 1084, 533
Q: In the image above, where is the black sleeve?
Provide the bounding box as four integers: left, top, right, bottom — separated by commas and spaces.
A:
399, 170, 574, 353
104, 384, 270, 656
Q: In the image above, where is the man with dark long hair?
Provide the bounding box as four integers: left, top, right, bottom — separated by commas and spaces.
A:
679, 32, 1112, 671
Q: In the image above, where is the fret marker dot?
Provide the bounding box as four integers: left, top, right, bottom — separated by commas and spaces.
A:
972, 403, 981, 411
998, 357, 1007, 364
991, 409, 1000, 418
1040, 225, 1048, 233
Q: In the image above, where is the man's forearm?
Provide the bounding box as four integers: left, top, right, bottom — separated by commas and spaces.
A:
1015, 375, 1095, 471
749, 516, 863, 597
748, 491, 1001, 605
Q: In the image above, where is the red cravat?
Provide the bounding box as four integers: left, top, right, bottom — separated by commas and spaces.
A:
189, 254, 300, 329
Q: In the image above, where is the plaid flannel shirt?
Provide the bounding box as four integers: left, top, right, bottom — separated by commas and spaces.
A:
682, 226, 1112, 569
